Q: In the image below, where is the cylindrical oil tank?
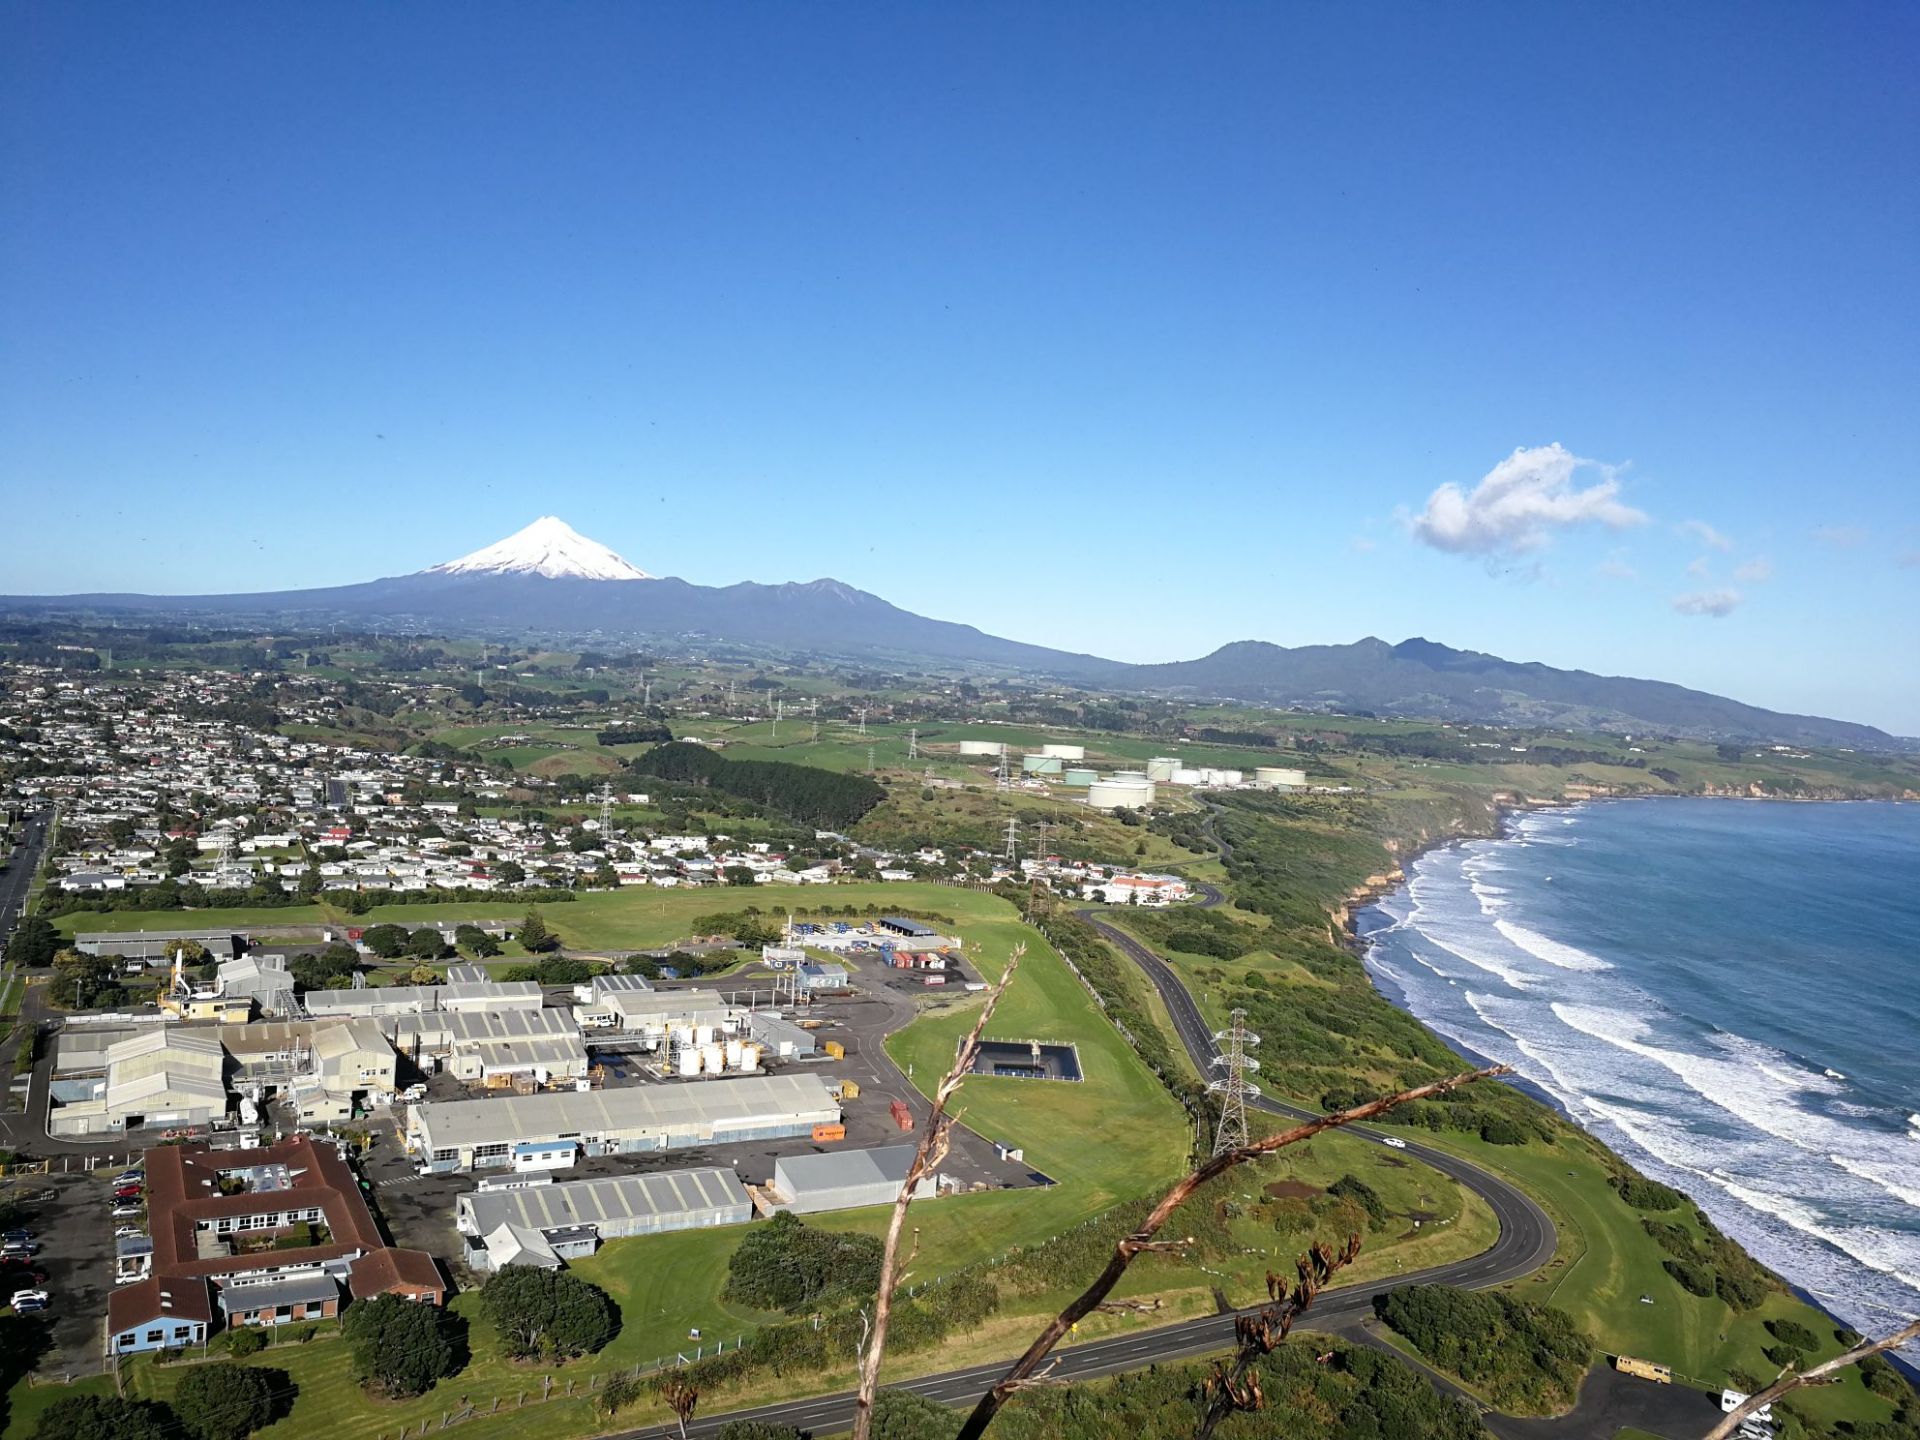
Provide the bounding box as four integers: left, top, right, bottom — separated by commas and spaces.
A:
693, 1024, 716, 1046
678, 1048, 703, 1076
1111, 769, 1148, 782
702, 1043, 726, 1073
1021, 754, 1063, 775
1200, 768, 1244, 787
1172, 767, 1205, 786
1145, 757, 1178, 782
725, 1039, 745, 1069
1255, 766, 1308, 789
1062, 768, 1096, 787
739, 1043, 761, 1070
958, 740, 1004, 756
1087, 777, 1155, 810
671, 1025, 695, 1049
1040, 743, 1085, 761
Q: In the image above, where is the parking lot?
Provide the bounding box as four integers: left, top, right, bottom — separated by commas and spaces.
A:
0, 1168, 138, 1375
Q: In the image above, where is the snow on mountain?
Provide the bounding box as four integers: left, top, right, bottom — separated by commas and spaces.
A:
423, 517, 653, 581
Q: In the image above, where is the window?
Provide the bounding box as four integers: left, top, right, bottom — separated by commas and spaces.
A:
145, 1329, 163, 1343
118, 1332, 136, 1348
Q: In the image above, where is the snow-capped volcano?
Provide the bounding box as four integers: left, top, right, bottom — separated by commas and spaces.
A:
423, 517, 653, 581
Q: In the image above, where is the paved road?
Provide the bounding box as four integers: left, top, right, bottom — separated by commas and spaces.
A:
0, 808, 51, 948
658, 902, 1559, 1438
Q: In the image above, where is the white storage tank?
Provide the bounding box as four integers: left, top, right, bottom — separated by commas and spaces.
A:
1040, 743, 1085, 761
1172, 767, 1205, 786
1087, 777, 1155, 810
671, 1025, 695, 1050
1255, 766, 1309, 790
1062, 768, 1097, 787
958, 740, 1005, 757
725, 1039, 745, 1069
1145, 757, 1178, 782
702, 1043, 726, 1073
739, 1043, 762, 1071
678, 1048, 703, 1077
1199, 768, 1243, 787
1022, 754, 1063, 775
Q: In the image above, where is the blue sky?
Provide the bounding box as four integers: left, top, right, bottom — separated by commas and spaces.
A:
4, 4, 1917, 731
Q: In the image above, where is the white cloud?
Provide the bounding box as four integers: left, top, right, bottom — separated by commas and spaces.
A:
1411, 443, 1649, 556
1687, 555, 1713, 578
1733, 556, 1774, 583
1672, 588, 1743, 617
1678, 519, 1734, 551
1811, 525, 1866, 549
1595, 552, 1638, 582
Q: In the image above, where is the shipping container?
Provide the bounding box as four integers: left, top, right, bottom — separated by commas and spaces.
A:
810, 1123, 846, 1143
922, 975, 946, 986
838, 1079, 861, 1100
889, 1099, 914, 1131
824, 1040, 846, 1060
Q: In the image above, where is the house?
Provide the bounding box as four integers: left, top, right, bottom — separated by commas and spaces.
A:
106, 1276, 212, 1355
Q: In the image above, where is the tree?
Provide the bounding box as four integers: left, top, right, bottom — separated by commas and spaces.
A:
724, 1211, 883, 1314
871, 1390, 960, 1440
5, 916, 59, 969
717, 1424, 805, 1440
341, 1294, 456, 1397
358, 925, 408, 959
31, 1397, 172, 1440
516, 910, 555, 953
723, 865, 757, 886
480, 1266, 616, 1360
494, 860, 526, 886
174, 1362, 274, 1440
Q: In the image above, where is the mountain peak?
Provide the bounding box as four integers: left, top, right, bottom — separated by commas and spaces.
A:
423, 517, 652, 581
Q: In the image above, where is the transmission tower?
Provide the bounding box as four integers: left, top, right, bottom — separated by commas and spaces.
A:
810, 719, 819, 745
907, 727, 918, 760
867, 745, 876, 773
773, 698, 783, 740
1003, 816, 1019, 864
858, 708, 867, 737
1208, 1008, 1262, 1156
994, 747, 1010, 792
642, 675, 652, 705
597, 788, 615, 840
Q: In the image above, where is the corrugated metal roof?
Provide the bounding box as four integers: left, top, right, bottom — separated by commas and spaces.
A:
463, 1167, 748, 1234
775, 1143, 918, 1195
417, 1072, 837, 1148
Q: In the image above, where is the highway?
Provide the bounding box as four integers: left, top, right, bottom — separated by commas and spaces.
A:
662, 890, 1558, 1438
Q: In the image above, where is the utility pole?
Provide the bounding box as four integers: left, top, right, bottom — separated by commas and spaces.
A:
867, 745, 876, 773
643, 675, 652, 706
1003, 816, 1019, 865
773, 698, 783, 741
810, 720, 819, 745
1209, 1009, 1261, 1156
858, 708, 867, 737
907, 727, 918, 761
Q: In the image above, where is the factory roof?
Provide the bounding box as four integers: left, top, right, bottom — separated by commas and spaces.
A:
415, 1072, 838, 1148
461, 1167, 749, 1236
218, 1272, 340, 1315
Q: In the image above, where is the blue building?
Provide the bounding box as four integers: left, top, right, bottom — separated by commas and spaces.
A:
107, 1276, 211, 1355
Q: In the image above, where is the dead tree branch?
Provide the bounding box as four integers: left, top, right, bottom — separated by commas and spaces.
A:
1195, 1233, 1362, 1439
954, 1063, 1509, 1440
849, 944, 1024, 1440
1703, 1317, 1920, 1440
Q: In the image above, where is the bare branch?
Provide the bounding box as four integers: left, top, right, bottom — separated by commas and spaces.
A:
954, 1064, 1508, 1440
1703, 1318, 1920, 1440
849, 944, 1023, 1440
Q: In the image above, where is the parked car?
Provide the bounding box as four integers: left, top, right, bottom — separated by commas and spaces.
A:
12, 1296, 47, 1315
112, 1185, 143, 1201
113, 1226, 145, 1240
2, 1230, 34, 1247
109, 1202, 143, 1219
9, 1290, 46, 1309
0, 1242, 35, 1260
113, 1170, 144, 1186
0, 1261, 47, 1285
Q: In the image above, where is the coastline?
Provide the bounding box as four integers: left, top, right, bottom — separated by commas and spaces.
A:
1343, 796, 1920, 1380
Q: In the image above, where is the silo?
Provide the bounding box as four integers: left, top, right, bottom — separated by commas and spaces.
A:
702, 1043, 727, 1073
678, 1048, 703, 1077
1022, 754, 1063, 775
739, 1043, 762, 1071
1062, 768, 1097, 787
1087, 777, 1155, 810
725, 1039, 745, 1069
1041, 743, 1086, 761
1145, 757, 1178, 782
1255, 766, 1309, 790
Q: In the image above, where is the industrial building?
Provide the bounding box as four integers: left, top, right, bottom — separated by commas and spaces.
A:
456, 1168, 751, 1270
575, 986, 740, 1042
770, 1144, 935, 1214
408, 1072, 840, 1171
394, 1007, 588, 1087
49, 1027, 227, 1137
302, 974, 541, 1022
748, 1011, 818, 1058
74, 928, 239, 961
217, 953, 298, 1016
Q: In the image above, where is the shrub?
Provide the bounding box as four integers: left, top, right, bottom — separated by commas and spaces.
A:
1478, 1117, 1528, 1146
1328, 1174, 1389, 1228
481, 1266, 617, 1360
723, 1211, 883, 1313
1609, 1173, 1687, 1211
1764, 1318, 1818, 1353
173, 1362, 275, 1440
31, 1397, 173, 1440
1663, 1258, 1715, 1297
226, 1326, 266, 1356
341, 1294, 456, 1397
1763, 1343, 1801, 1370
1373, 1284, 1589, 1414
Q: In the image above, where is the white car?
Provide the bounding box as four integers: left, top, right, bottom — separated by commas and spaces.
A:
10, 1289, 47, 1308
114, 1226, 145, 1239
1380, 1136, 1408, 1150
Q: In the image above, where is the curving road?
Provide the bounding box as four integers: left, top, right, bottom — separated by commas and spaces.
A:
665, 894, 1556, 1438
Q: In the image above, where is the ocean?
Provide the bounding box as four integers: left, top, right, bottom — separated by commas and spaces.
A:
1358, 797, 1920, 1344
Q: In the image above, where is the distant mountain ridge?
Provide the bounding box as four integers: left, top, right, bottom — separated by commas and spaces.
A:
3, 518, 1904, 749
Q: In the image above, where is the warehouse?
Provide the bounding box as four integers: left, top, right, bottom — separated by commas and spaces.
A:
747, 1011, 817, 1058
456, 1167, 750, 1269
580, 987, 740, 1044
75, 929, 239, 961
48, 1028, 228, 1137
770, 1144, 935, 1214
408, 1072, 840, 1171
303, 974, 541, 1023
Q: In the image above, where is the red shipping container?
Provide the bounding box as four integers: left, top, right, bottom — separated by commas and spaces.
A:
889, 1100, 914, 1131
